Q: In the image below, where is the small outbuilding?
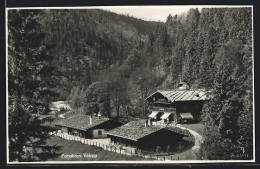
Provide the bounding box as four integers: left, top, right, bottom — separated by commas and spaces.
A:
106, 119, 191, 153
55, 114, 123, 139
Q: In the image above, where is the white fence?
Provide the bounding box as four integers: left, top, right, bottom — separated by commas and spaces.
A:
55, 132, 110, 146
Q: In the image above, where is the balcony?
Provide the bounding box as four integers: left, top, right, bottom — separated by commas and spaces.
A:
149, 107, 176, 112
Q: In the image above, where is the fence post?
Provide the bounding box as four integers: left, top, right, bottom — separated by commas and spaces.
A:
115, 147, 116, 153
171, 156, 172, 161
120, 148, 121, 154
111, 146, 112, 151
150, 153, 151, 158
164, 154, 165, 161
178, 156, 179, 161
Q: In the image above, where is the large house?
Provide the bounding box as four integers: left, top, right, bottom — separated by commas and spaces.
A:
145, 82, 208, 125
55, 114, 123, 139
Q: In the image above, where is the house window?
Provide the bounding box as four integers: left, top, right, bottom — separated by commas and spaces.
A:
98, 130, 102, 135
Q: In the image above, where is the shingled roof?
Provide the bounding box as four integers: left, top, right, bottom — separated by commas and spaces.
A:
55, 114, 110, 131
106, 119, 188, 141
145, 89, 208, 103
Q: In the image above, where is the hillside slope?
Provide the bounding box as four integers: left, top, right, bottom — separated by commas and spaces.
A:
39, 9, 162, 95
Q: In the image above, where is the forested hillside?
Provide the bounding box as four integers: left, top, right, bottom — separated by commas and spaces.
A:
8, 7, 253, 161
39, 9, 163, 97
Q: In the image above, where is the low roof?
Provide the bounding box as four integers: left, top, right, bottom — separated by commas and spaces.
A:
106, 119, 187, 141
160, 112, 171, 119
148, 111, 159, 118
55, 114, 110, 131
180, 113, 193, 119
146, 89, 208, 103
38, 114, 55, 120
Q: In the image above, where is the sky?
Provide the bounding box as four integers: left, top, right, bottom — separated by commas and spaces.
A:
100, 6, 202, 22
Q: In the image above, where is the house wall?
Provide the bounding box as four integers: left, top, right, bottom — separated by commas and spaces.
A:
137, 129, 184, 150
88, 120, 124, 139
148, 98, 203, 123
92, 129, 107, 138
109, 135, 138, 147
61, 126, 68, 133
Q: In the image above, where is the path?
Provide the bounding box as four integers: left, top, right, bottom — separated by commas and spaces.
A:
176, 124, 204, 159
153, 125, 204, 161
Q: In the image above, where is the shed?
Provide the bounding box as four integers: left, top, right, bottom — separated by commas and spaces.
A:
106, 119, 189, 151
55, 114, 123, 139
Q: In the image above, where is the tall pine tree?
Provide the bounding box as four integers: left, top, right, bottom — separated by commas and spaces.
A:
8, 9, 59, 161
201, 39, 253, 160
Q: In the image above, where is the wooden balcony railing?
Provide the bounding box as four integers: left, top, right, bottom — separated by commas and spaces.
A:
149, 107, 176, 112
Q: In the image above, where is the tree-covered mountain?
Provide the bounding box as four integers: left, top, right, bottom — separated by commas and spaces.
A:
38, 9, 163, 97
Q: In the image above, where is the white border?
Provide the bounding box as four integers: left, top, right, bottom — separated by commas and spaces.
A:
6, 5, 255, 164
6, 5, 254, 10
6, 3, 9, 164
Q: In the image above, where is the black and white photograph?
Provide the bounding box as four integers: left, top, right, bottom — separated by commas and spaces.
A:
6, 4, 254, 163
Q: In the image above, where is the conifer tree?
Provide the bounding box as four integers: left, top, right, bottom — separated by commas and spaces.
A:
8, 9, 59, 161
201, 39, 253, 160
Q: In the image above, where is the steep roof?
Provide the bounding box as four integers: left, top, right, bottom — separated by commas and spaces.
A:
55, 114, 110, 131
106, 119, 187, 141
145, 89, 208, 103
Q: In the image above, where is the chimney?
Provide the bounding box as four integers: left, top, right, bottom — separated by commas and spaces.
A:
90, 115, 92, 125
178, 82, 189, 90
